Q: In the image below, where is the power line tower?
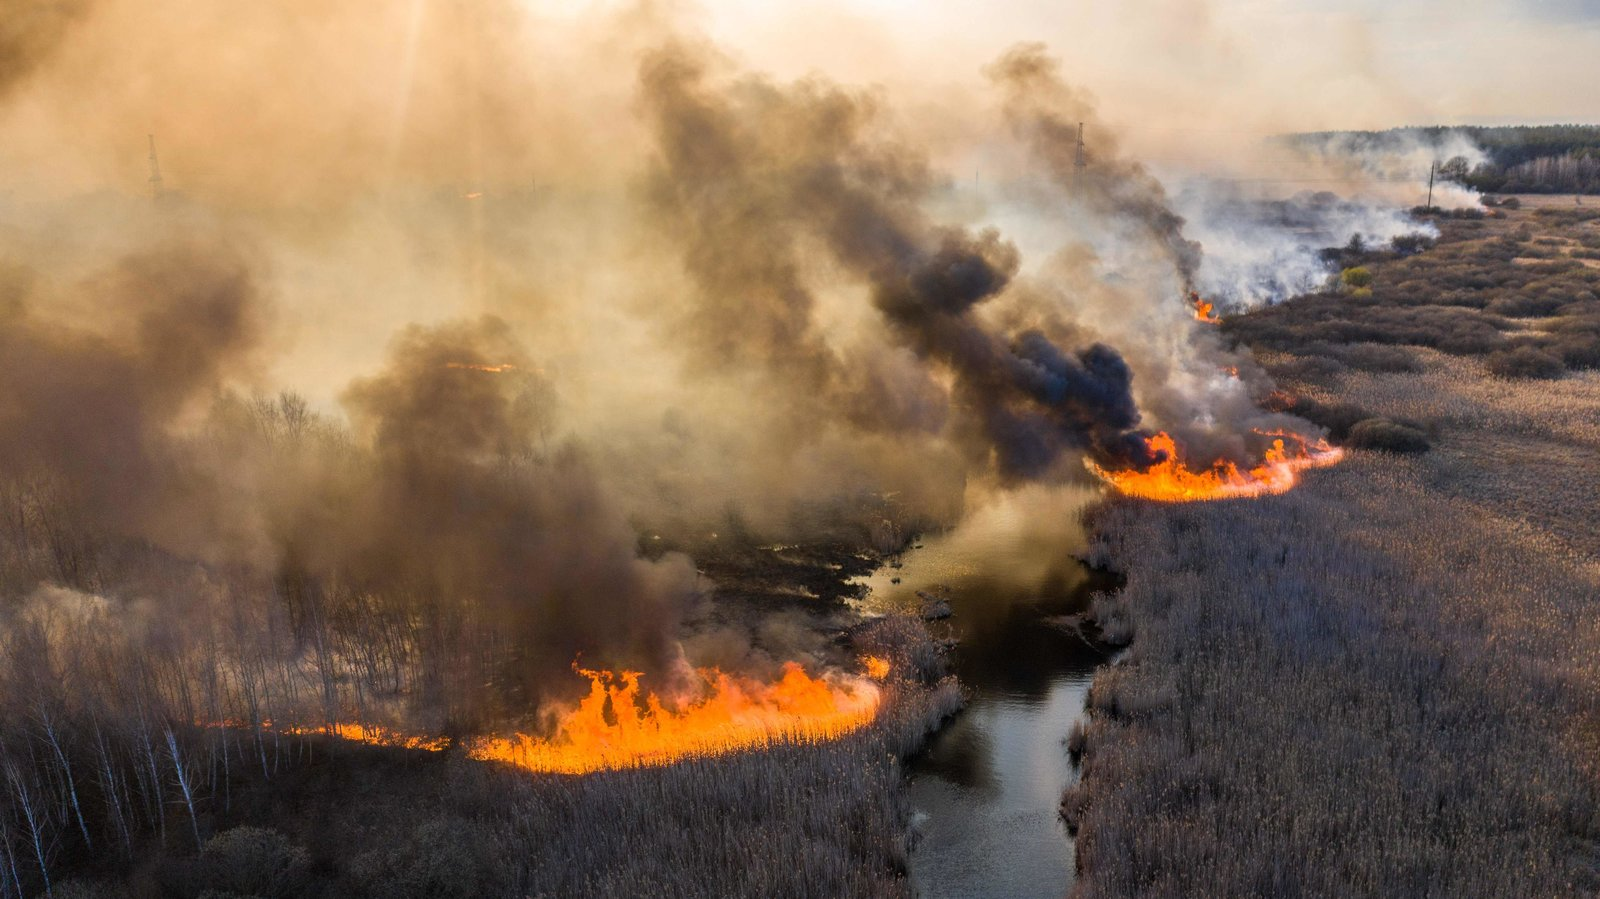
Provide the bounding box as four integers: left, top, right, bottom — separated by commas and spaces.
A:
1425, 160, 1435, 210
147, 134, 164, 200
1073, 122, 1087, 187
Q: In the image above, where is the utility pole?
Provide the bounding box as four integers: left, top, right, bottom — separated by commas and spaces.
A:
1426, 160, 1435, 210
147, 135, 164, 200
1074, 122, 1087, 188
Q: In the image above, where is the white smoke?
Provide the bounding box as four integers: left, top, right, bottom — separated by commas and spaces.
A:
1175, 179, 1437, 308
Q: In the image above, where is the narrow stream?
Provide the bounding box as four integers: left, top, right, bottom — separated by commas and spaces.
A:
858, 505, 1118, 899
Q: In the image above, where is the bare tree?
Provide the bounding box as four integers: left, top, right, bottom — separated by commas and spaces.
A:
164, 728, 203, 854
2, 754, 54, 898
31, 705, 89, 850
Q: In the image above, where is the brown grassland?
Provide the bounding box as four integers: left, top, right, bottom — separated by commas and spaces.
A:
1068, 200, 1600, 897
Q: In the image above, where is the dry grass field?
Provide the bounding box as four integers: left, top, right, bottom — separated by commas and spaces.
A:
1068, 203, 1600, 897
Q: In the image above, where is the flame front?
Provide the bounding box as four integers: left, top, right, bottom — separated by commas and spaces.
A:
471, 663, 882, 774
1087, 431, 1343, 502
244, 661, 884, 776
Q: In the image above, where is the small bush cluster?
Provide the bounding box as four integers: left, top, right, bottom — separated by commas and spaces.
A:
1344, 417, 1431, 452
1486, 345, 1567, 379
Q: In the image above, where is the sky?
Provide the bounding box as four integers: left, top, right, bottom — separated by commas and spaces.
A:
677, 0, 1600, 137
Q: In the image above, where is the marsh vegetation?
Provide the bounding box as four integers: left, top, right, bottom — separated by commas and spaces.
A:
1069, 201, 1600, 897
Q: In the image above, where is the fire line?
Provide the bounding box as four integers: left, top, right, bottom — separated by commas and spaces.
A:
1087, 430, 1344, 502
223, 659, 889, 776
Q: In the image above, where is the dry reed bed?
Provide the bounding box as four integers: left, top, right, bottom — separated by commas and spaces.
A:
1070, 356, 1600, 897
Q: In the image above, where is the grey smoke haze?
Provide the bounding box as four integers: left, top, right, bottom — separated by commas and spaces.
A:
334, 317, 698, 704
1178, 185, 1436, 307
0, 222, 697, 719
989, 44, 1204, 293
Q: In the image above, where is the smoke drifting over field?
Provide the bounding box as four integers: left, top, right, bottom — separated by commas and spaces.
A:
0, 1, 1430, 726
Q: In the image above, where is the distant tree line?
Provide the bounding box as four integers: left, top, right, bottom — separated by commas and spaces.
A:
1294, 125, 1600, 194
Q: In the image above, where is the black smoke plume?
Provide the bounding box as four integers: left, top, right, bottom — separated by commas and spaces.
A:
0, 234, 698, 725
640, 44, 1163, 477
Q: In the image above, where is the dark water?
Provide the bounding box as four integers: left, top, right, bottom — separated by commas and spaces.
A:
859, 513, 1117, 899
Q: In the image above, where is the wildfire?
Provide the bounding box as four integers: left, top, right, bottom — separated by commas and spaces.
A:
227, 660, 885, 776
1087, 430, 1343, 502
285, 722, 450, 752
1188, 290, 1220, 324
470, 663, 882, 775
862, 655, 891, 679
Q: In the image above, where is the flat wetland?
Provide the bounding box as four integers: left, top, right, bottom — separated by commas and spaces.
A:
1068, 201, 1600, 897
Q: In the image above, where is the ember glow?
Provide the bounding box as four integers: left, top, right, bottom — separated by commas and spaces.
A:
862, 655, 892, 680
286, 722, 450, 752
1087, 430, 1344, 502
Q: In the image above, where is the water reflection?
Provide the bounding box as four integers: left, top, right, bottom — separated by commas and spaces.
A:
861, 487, 1117, 899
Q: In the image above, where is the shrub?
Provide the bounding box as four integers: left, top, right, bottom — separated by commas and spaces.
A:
1262, 393, 1372, 441
192, 827, 310, 899
1485, 346, 1566, 379
346, 818, 513, 899
1392, 233, 1435, 257
1486, 294, 1564, 317
1341, 266, 1373, 290
1345, 418, 1431, 453
1267, 354, 1347, 382
1545, 334, 1600, 369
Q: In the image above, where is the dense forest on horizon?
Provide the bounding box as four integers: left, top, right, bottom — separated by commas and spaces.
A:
1290, 124, 1600, 194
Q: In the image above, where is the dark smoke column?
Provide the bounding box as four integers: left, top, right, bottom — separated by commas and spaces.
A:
640, 43, 1163, 479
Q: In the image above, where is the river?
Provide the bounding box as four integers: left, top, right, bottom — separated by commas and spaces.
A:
857, 493, 1118, 899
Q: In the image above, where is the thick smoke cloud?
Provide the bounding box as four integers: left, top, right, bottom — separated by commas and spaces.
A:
640, 44, 1162, 477
0, 231, 697, 720
0, 241, 266, 565
337, 317, 697, 701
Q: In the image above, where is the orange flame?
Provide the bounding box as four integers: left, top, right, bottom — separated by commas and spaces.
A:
284, 722, 451, 752
1188, 291, 1220, 324
862, 655, 891, 680
224, 662, 883, 776
1087, 430, 1343, 502
469, 663, 881, 774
